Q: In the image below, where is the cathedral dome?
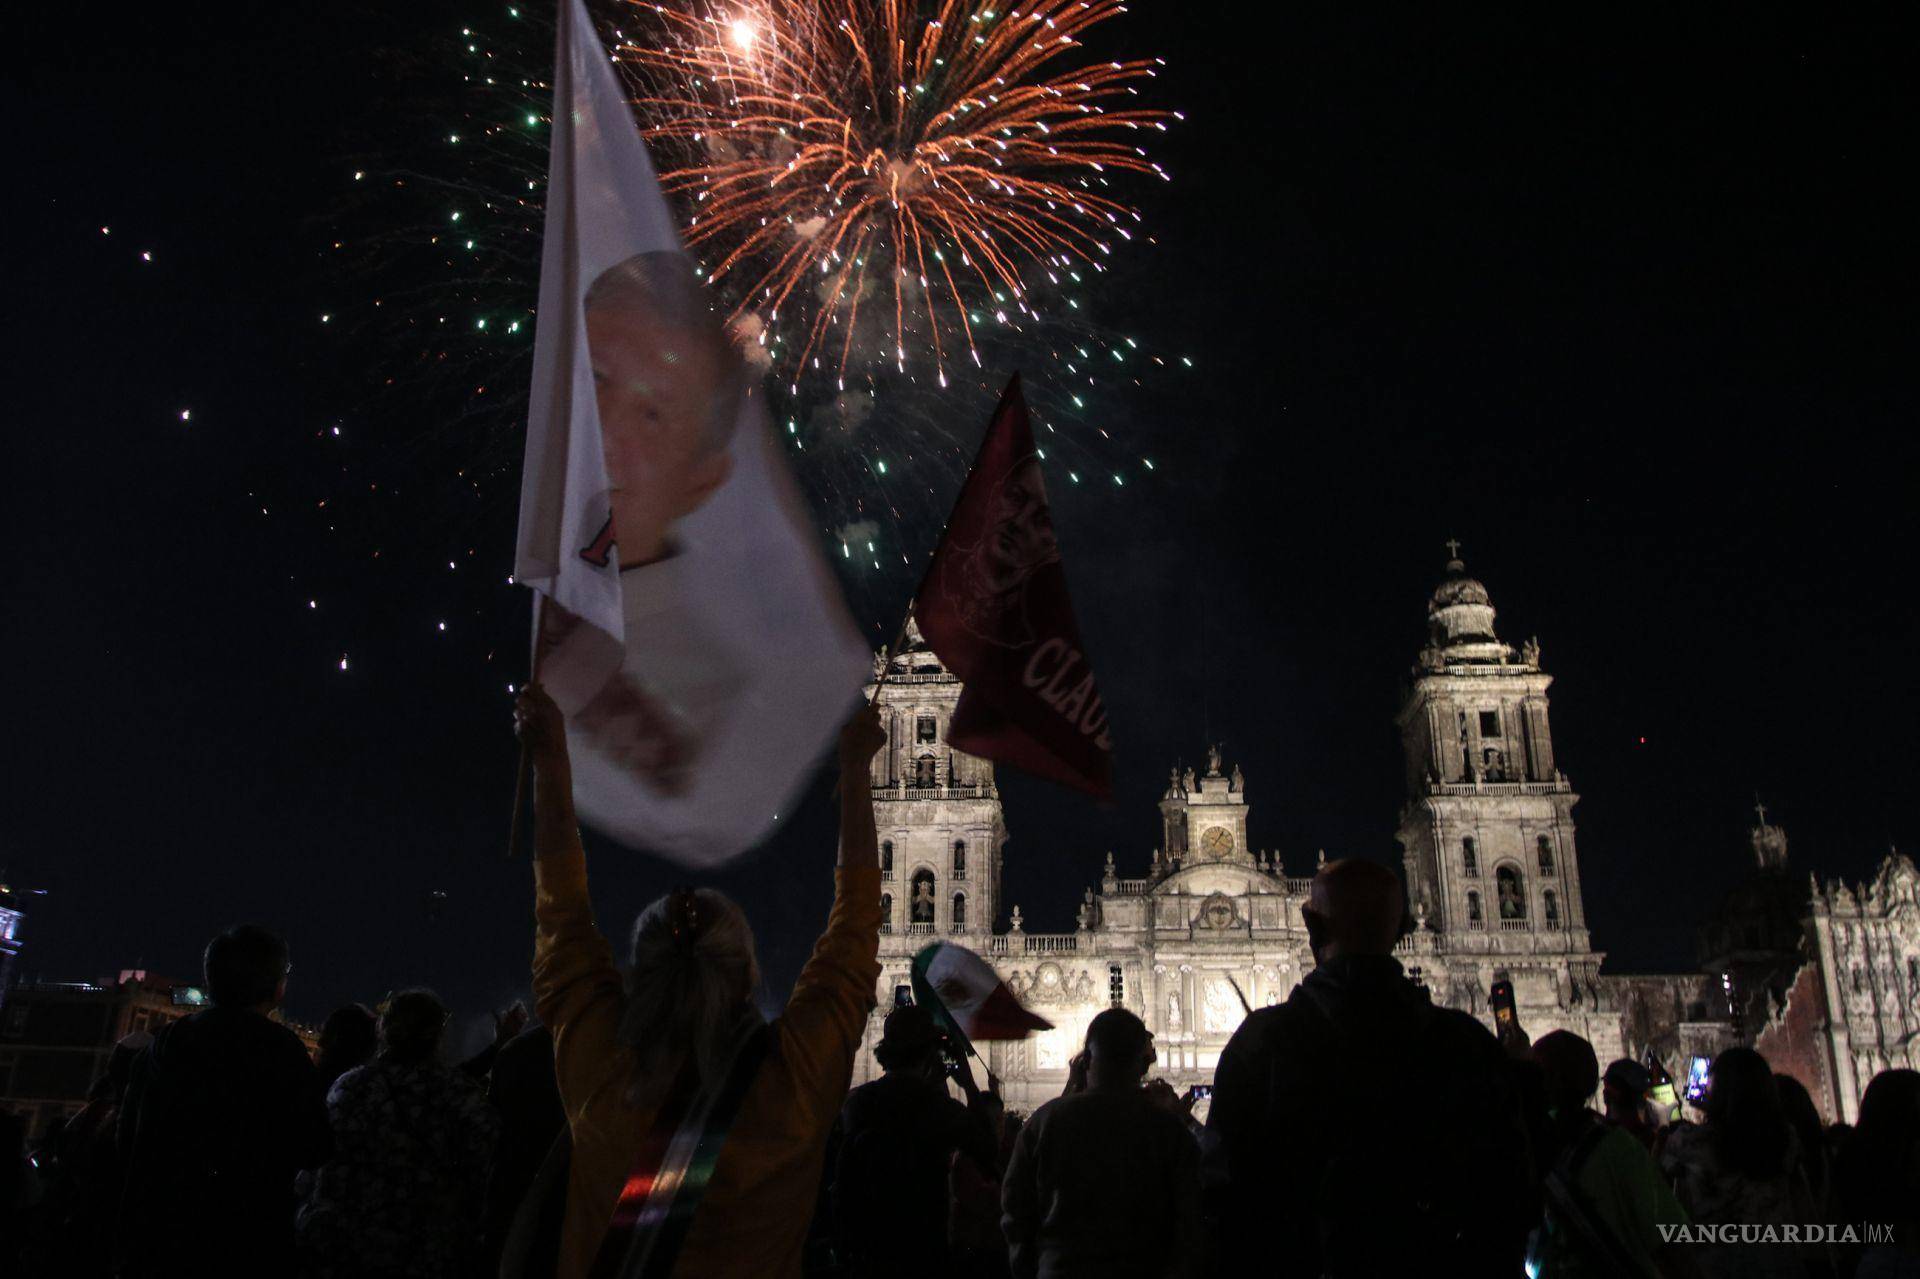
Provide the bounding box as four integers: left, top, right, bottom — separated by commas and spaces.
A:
1431, 570, 1491, 610
1426, 552, 1500, 649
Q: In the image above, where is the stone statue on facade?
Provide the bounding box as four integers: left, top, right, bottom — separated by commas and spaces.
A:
1231, 764, 1245, 793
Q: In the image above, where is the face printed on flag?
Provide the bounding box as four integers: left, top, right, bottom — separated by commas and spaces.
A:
513, 0, 867, 862
581, 253, 739, 570
948, 454, 1062, 647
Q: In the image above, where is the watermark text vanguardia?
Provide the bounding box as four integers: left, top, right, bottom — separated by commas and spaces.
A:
1658, 1223, 1895, 1245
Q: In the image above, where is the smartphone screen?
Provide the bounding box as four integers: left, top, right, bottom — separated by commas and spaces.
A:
893, 984, 913, 1008
1189, 1084, 1213, 1101
1683, 1056, 1711, 1103
1489, 979, 1516, 1031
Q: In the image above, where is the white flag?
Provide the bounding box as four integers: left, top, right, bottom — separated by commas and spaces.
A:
513, 0, 868, 863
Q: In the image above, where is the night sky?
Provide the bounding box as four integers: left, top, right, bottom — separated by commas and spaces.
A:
9, 3, 1915, 1033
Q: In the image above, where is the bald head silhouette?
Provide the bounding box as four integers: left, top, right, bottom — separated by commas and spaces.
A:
1302, 858, 1405, 962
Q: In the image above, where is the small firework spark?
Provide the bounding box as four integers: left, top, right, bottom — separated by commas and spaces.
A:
619, 0, 1173, 389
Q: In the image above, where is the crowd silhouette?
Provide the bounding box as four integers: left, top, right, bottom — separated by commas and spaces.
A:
2, 691, 1915, 1277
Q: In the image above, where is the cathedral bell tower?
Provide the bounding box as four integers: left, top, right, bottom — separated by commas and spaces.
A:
1394, 544, 1591, 953
865, 617, 1007, 937
1157, 747, 1254, 869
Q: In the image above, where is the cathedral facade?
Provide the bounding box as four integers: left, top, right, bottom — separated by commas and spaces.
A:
852, 553, 1624, 1108
851, 554, 1919, 1118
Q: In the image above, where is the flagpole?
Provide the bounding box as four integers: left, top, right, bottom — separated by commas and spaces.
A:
507, 593, 544, 858
866, 372, 1006, 707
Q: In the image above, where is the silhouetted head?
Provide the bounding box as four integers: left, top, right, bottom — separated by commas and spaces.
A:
1532, 1030, 1600, 1114
1774, 1072, 1826, 1164
1704, 1047, 1790, 1177
1855, 1068, 1920, 1145
1302, 859, 1404, 962
379, 989, 450, 1066
874, 1004, 944, 1079
619, 887, 761, 1106
1084, 1007, 1155, 1091
203, 924, 290, 1010
1836, 1067, 1920, 1222
318, 1004, 379, 1080
1601, 1058, 1652, 1124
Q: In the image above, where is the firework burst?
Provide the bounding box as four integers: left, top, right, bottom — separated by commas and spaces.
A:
618, 0, 1173, 389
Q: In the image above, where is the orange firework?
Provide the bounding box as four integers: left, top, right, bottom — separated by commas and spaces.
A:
617, 0, 1172, 388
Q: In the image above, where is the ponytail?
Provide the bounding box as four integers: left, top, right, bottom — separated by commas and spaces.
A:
618, 887, 760, 1107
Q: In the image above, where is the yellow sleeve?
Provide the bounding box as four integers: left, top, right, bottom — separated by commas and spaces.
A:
774, 865, 882, 1111
532, 843, 626, 1109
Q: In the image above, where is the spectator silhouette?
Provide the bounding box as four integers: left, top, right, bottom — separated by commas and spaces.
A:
1660, 1047, 1830, 1279
298, 988, 501, 1278
1528, 1030, 1697, 1279
314, 1004, 377, 1094
516, 685, 886, 1278
1603, 1058, 1659, 1151
1773, 1073, 1831, 1212
0, 1109, 33, 1274
37, 1031, 148, 1276
114, 924, 331, 1279
1204, 857, 1533, 1276
1001, 1008, 1200, 1279
1833, 1069, 1919, 1279
833, 1004, 997, 1277
486, 1020, 569, 1278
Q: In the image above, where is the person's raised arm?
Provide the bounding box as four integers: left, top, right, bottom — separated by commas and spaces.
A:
836, 702, 885, 870
516, 685, 583, 865
777, 704, 888, 1101
515, 684, 622, 1092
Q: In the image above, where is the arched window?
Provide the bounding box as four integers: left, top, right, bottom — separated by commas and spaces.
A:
1496, 865, 1526, 920
881, 840, 894, 874
916, 715, 937, 743
909, 869, 936, 925
1467, 891, 1484, 928
952, 840, 968, 878
1462, 838, 1479, 877
880, 893, 893, 934
951, 892, 967, 932
914, 755, 937, 788
1543, 889, 1559, 927
1537, 835, 1555, 873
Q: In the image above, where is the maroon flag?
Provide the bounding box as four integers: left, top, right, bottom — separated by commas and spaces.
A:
915, 375, 1113, 798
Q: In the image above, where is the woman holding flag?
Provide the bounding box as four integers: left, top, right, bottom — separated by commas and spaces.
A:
515, 685, 886, 1279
